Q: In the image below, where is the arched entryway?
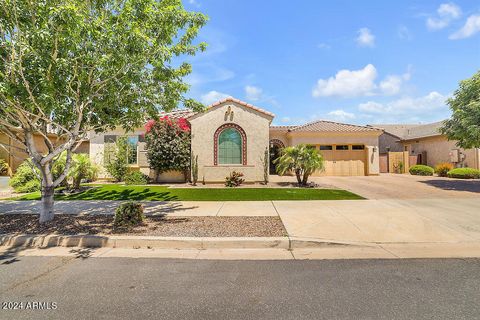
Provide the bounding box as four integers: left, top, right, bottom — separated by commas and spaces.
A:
269, 139, 285, 174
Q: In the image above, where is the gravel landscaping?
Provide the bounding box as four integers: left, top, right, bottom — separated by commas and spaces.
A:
0, 214, 287, 237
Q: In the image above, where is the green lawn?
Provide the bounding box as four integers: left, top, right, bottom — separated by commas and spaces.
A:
11, 184, 363, 201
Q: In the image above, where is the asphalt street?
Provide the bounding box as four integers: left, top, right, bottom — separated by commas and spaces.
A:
0, 253, 479, 320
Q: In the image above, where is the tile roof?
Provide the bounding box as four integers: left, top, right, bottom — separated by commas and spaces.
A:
208, 97, 275, 118
369, 124, 419, 139
161, 97, 275, 120
289, 120, 382, 133
375, 121, 445, 140
158, 109, 197, 119
270, 125, 298, 131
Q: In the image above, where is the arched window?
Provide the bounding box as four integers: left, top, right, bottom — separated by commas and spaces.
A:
218, 128, 242, 164
214, 124, 247, 165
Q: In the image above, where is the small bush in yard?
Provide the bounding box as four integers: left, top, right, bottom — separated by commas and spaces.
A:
447, 168, 480, 179
125, 171, 149, 185
409, 164, 434, 176
434, 162, 454, 177
0, 159, 9, 176
114, 202, 145, 228
9, 160, 41, 192
225, 171, 245, 187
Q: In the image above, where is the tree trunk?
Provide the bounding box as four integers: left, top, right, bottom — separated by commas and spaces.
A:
40, 185, 55, 223
302, 172, 309, 185
295, 169, 302, 185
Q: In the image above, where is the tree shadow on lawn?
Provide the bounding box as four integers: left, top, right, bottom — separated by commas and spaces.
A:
58, 187, 180, 201
419, 179, 480, 193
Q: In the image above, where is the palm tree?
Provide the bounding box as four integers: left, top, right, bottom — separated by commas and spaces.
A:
69, 154, 99, 190
274, 144, 324, 185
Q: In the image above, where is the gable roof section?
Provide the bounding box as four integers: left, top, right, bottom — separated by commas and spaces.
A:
375, 121, 445, 140
370, 124, 419, 139
289, 120, 382, 133
207, 97, 275, 118
402, 121, 445, 140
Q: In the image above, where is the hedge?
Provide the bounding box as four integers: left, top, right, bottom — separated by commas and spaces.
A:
447, 168, 480, 179
409, 165, 434, 176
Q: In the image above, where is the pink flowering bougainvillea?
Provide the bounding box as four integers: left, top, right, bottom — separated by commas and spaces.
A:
144, 116, 191, 180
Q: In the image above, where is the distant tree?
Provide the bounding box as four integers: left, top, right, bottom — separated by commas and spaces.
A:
441, 71, 480, 149
144, 116, 191, 180
0, 0, 207, 222
274, 144, 324, 185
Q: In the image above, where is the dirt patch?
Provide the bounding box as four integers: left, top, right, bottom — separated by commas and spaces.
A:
0, 214, 287, 237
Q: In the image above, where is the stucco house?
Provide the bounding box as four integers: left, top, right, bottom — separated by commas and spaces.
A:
88, 97, 382, 182
375, 121, 480, 172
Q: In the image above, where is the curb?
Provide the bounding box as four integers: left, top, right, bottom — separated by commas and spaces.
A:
0, 234, 289, 250
289, 237, 374, 249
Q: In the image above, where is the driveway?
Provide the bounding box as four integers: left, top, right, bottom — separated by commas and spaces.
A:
274, 198, 480, 244
309, 174, 480, 199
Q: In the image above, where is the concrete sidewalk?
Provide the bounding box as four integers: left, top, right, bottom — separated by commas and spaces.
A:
0, 200, 278, 216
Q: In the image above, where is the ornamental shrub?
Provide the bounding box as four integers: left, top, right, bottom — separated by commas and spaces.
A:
9, 160, 41, 192
434, 162, 454, 177
447, 168, 480, 179
114, 202, 145, 228
144, 116, 191, 179
125, 171, 149, 185
409, 164, 434, 176
104, 136, 129, 182
0, 159, 9, 176
225, 171, 245, 187
191, 153, 198, 186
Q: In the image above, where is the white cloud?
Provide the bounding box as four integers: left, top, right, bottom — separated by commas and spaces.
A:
200, 91, 230, 105
186, 65, 234, 87
245, 85, 263, 101
188, 0, 200, 7
379, 68, 411, 95
358, 92, 449, 122
438, 2, 462, 19
426, 3, 462, 30
398, 25, 413, 40
280, 117, 291, 123
449, 14, 480, 39
326, 110, 356, 122
312, 64, 411, 98
317, 43, 331, 49
356, 28, 375, 47
312, 64, 377, 97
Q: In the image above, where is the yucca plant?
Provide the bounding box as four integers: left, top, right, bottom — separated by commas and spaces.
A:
274, 144, 324, 185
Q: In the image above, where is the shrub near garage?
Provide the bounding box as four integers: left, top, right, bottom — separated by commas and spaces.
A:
114, 202, 145, 228
125, 171, 149, 185
434, 162, 454, 177
409, 164, 434, 176
447, 168, 480, 179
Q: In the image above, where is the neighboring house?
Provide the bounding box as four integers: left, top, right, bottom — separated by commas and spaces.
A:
0, 130, 89, 175
375, 121, 480, 172
89, 97, 382, 182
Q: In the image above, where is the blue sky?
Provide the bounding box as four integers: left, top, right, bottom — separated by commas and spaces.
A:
182, 0, 480, 125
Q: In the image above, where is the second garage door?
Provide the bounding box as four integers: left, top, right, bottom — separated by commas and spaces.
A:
312, 144, 367, 176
